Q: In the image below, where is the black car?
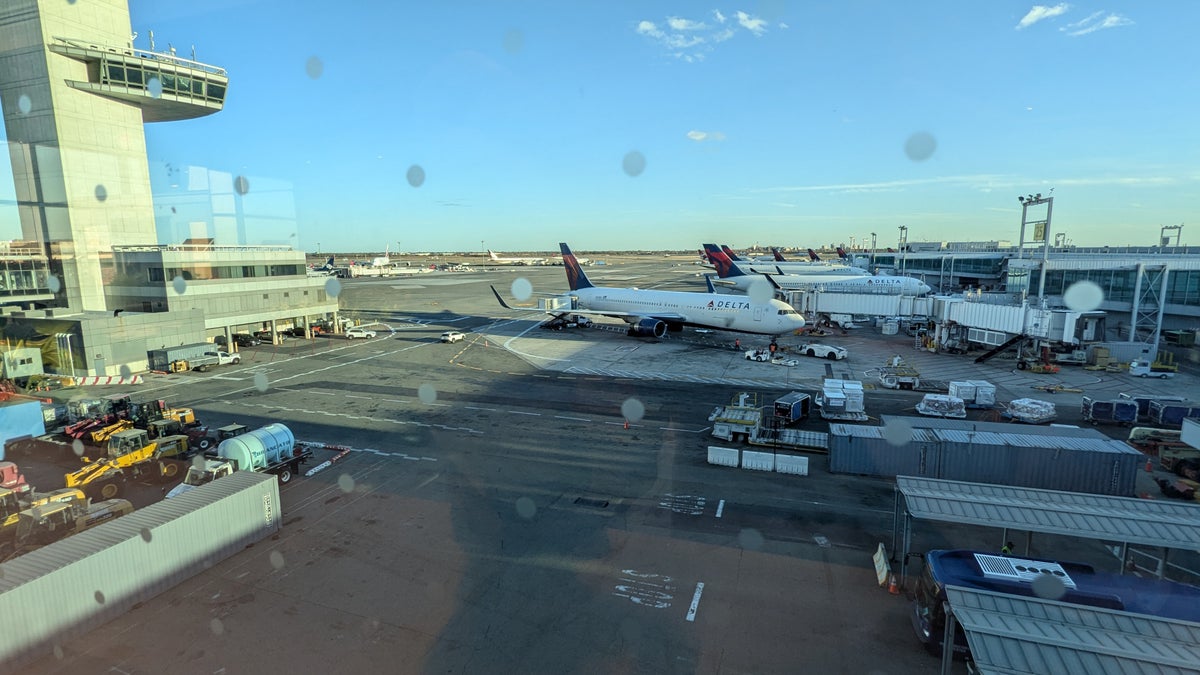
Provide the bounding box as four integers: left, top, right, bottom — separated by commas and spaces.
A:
232, 333, 260, 347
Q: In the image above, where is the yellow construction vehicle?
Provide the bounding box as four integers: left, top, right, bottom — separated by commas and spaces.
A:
68, 429, 192, 499
87, 418, 134, 446
0, 498, 133, 561
164, 407, 197, 425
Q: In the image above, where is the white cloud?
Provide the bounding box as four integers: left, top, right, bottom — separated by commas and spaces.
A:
1016, 4, 1070, 30
1063, 11, 1133, 36
668, 16, 707, 31
636, 20, 663, 38
736, 11, 768, 36
636, 10, 777, 60
687, 130, 726, 142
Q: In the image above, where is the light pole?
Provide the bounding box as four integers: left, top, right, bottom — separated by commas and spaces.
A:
897, 226, 908, 275
1017, 192, 1053, 298
870, 232, 877, 272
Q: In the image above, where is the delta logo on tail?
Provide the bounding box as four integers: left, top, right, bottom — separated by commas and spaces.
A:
560, 243, 593, 290
702, 244, 742, 278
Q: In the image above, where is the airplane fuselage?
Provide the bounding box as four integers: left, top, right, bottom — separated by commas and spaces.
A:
573, 287, 805, 335
721, 272, 930, 295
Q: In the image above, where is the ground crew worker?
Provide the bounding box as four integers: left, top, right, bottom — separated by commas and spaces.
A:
734, 338, 740, 351
1001, 541, 1014, 555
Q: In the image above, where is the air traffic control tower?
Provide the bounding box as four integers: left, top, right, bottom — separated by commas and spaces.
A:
0, 0, 227, 312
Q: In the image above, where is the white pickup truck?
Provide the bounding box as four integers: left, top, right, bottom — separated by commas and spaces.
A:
190, 350, 241, 371
798, 343, 847, 360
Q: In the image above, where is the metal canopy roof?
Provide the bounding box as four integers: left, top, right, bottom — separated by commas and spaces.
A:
945, 585, 1200, 675
897, 476, 1200, 551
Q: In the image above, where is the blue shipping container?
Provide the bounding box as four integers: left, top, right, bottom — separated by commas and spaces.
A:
0, 400, 47, 461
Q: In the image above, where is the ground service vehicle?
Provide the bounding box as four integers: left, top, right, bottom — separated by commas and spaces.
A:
146, 418, 213, 450
440, 331, 465, 343
87, 419, 134, 445
912, 549, 1200, 657
1129, 359, 1175, 378
798, 343, 847, 360
0, 498, 133, 561
167, 423, 312, 498
66, 430, 192, 498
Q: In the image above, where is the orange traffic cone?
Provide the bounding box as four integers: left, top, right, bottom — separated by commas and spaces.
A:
888, 573, 900, 595
1146, 458, 1154, 473
623, 419, 629, 430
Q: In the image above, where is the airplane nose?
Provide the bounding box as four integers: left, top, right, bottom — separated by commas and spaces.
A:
920, 283, 932, 294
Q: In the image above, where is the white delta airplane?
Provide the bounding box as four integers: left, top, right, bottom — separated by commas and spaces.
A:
491, 243, 806, 337
704, 245, 931, 295
487, 249, 549, 266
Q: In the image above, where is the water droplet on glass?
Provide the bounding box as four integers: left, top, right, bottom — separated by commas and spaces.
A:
210, 618, 225, 635
1062, 280, 1104, 312
119, 364, 132, 378
503, 28, 524, 54
94, 185, 107, 202
94, 590, 106, 604
53, 644, 63, 660
147, 76, 163, 99
621, 398, 645, 423
192, 455, 207, 470
406, 165, 426, 188
253, 372, 269, 392
904, 132, 937, 161
325, 277, 342, 298
882, 417, 913, 447
622, 151, 646, 177
233, 175, 250, 195
269, 550, 285, 570
337, 473, 355, 493
72, 439, 84, 457
17, 94, 31, 114
1031, 572, 1066, 600
738, 528, 764, 550
305, 56, 324, 79
139, 527, 152, 542
511, 277, 532, 301
515, 496, 536, 519
418, 383, 437, 404
172, 275, 187, 295
747, 277, 773, 304
48, 275, 61, 293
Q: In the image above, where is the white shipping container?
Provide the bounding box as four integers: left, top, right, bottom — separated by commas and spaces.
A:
948, 381, 976, 400
969, 380, 997, 407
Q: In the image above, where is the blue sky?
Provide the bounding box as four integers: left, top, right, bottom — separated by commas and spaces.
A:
5, 2, 1199, 252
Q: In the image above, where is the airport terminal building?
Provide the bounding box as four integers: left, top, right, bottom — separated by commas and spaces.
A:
0, 0, 336, 378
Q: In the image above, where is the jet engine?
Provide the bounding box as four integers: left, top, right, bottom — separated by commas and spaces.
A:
627, 318, 667, 338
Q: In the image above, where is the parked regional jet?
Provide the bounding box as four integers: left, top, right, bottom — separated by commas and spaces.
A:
307, 256, 336, 276
487, 249, 548, 266
491, 243, 806, 337
707, 244, 868, 276
704, 245, 930, 295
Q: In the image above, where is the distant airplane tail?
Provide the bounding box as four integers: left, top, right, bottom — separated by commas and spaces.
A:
488, 250, 500, 261
702, 244, 748, 279
560, 243, 594, 290
836, 247, 848, 260
772, 247, 787, 262
321, 256, 334, 270
721, 245, 745, 262
807, 248, 821, 261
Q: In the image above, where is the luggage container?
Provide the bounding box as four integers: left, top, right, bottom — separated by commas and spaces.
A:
1080, 396, 1138, 426
1148, 400, 1200, 429
1118, 393, 1187, 422
947, 380, 996, 409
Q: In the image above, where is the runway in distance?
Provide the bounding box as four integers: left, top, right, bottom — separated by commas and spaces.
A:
704, 245, 931, 295
491, 243, 807, 337
487, 249, 549, 266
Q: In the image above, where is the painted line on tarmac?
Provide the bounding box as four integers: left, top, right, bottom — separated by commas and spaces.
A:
715, 500, 725, 518
508, 410, 541, 416
465, 405, 499, 412
660, 426, 704, 433
686, 582, 705, 622
217, 400, 484, 436
555, 415, 590, 421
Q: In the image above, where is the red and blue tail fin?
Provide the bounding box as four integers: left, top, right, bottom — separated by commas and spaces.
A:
772, 247, 787, 262
702, 244, 748, 279
836, 247, 848, 260
721, 245, 745, 262
560, 243, 594, 290
807, 248, 821, 261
